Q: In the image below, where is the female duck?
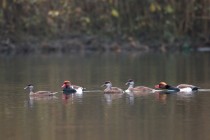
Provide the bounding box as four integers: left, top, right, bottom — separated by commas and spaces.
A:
125, 79, 154, 93
24, 84, 58, 97
61, 80, 84, 94
155, 82, 199, 93
101, 81, 123, 94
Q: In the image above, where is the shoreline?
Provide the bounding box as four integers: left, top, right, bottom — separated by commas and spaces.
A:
0, 35, 210, 55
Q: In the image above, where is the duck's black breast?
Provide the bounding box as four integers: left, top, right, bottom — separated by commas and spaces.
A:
192, 87, 199, 91
165, 85, 180, 92
63, 88, 77, 95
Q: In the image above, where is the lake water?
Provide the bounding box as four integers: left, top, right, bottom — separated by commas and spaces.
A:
0, 52, 210, 140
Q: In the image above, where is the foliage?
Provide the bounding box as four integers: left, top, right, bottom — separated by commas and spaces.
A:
0, 0, 210, 42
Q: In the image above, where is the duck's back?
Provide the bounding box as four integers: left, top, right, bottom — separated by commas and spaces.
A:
132, 86, 154, 92
104, 87, 123, 93
177, 84, 199, 90
33, 91, 57, 96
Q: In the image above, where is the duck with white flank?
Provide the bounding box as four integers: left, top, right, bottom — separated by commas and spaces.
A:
24, 84, 58, 97
125, 79, 154, 93
61, 80, 84, 94
155, 82, 200, 93
101, 81, 124, 94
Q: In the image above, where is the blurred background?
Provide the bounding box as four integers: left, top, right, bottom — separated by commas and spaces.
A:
0, 0, 210, 54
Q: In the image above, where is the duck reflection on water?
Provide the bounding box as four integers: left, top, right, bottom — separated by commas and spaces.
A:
104, 93, 124, 105
26, 96, 58, 108
154, 90, 196, 104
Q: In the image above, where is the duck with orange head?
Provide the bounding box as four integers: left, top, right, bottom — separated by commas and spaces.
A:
61, 80, 84, 94
155, 82, 200, 93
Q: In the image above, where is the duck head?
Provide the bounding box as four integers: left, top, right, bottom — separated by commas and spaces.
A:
125, 79, 134, 86
24, 84, 34, 92
62, 80, 71, 88
101, 81, 112, 88
155, 82, 167, 89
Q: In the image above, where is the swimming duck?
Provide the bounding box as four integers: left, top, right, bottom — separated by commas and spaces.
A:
101, 81, 124, 94
24, 84, 58, 96
61, 80, 84, 94
155, 82, 199, 93
125, 79, 154, 93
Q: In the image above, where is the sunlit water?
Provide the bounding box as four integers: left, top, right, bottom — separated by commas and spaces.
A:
0, 52, 210, 140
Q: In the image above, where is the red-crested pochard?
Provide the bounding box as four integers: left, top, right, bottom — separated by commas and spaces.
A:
24, 84, 58, 96
125, 79, 154, 93
101, 81, 124, 94
155, 82, 199, 92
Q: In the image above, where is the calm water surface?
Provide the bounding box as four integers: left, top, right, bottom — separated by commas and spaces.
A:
0, 53, 210, 140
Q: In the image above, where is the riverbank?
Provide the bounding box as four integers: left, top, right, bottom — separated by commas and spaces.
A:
0, 34, 210, 55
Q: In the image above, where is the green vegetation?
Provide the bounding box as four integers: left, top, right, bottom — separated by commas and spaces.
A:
0, 0, 210, 53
